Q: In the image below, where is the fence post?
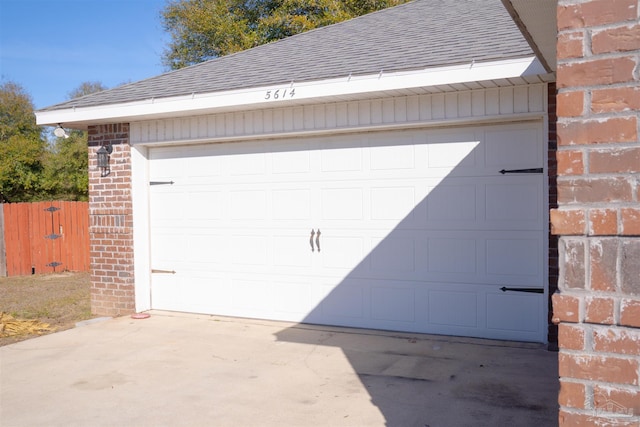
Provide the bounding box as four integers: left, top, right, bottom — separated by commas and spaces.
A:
0, 204, 6, 277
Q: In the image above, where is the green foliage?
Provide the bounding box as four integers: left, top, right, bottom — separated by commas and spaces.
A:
0, 81, 46, 202
0, 81, 106, 202
41, 130, 89, 201
161, 0, 410, 69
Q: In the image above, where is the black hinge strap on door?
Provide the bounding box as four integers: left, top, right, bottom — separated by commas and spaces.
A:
499, 168, 543, 175
150, 181, 175, 185
500, 287, 544, 294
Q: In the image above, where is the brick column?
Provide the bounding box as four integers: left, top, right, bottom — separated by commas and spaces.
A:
551, 0, 640, 425
87, 124, 135, 316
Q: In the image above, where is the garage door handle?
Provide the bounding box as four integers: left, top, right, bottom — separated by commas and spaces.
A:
315, 229, 321, 252
310, 229, 316, 252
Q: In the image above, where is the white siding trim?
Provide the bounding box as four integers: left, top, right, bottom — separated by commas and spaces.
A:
131, 84, 547, 146
131, 145, 151, 312
37, 57, 549, 128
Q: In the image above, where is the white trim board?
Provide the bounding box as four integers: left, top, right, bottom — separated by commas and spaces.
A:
36, 57, 551, 129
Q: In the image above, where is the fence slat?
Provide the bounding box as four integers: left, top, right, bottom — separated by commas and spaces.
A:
2, 201, 90, 276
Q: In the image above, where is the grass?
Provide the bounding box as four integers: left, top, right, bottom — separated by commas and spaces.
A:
0, 272, 92, 346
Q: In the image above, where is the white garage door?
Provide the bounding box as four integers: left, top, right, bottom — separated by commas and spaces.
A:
148, 122, 547, 342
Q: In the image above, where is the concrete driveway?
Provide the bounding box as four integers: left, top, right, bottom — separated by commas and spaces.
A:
1, 311, 558, 427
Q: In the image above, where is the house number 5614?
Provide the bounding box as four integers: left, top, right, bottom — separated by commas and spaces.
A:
265, 88, 296, 100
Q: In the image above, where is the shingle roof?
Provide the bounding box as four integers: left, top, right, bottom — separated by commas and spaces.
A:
39, 0, 533, 112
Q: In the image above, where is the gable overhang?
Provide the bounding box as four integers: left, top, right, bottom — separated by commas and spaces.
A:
36, 56, 552, 130
501, 0, 557, 73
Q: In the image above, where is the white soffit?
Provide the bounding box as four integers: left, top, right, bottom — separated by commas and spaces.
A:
502, 0, 557, 72
36, 56, 550, 128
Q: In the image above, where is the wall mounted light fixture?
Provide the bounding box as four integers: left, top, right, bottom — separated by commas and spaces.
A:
54, 124, 69, 139
96, 143, 113, 177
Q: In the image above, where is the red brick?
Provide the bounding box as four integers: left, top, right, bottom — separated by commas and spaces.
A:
558, 324, 585, 350
557, 32, 584, 59
558, 177, 633, 204
589, 238, 618, 291
558, 380, 586, 408
558, 116, 637, 145
558, 411, 602, 427
590, 148, 640, 174
558, 353, 639, 385
593, 328, 640, 356
557, 58, 637, 89
588, 209, 618, 236
621, 208, 640, 235
562, 239, 587, 289
556, 150, 584, 176
551, 209, 586, 235
553, 294, 581, 323
593, 385, 640, 417
620, 299, 640, 327
585, 297, 614, 324
591, 87, 640, 113
557, 91, 585, 117
621, 240, 640, 296
558, 0, 638, 30
592, 24, 640, 54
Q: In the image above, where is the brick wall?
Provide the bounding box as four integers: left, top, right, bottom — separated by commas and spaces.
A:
87, 124, 135, 316
552, 0, 640, 425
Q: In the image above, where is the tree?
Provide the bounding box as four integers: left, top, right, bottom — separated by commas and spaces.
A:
161, 0, 409, 69
0, 81, 46, 202
42, 81, 108, 201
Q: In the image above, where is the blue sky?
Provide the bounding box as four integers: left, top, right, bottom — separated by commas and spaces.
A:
1, 0, 168, 110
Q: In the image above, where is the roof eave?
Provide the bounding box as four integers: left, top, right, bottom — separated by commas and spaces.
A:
36, 56, 552, 130
501, 0, 557, 73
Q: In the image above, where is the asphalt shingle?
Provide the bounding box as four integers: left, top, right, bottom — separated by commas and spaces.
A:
39, 0, 533, 112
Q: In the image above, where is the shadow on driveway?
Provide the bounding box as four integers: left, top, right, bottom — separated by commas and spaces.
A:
0, 312, 557, 427
275, 323, 558, 427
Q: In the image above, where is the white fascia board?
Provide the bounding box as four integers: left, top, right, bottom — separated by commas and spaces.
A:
36, 56, 545, 127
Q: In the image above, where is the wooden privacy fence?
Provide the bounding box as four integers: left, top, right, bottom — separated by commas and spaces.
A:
1, 201, 90, 276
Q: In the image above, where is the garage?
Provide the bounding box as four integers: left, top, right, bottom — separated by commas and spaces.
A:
147, 121, 546, 342
35, 0, 555, 343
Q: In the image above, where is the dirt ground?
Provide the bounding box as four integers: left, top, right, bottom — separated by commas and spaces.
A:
0, 272, 92, 346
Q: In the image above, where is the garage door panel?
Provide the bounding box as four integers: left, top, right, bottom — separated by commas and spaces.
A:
425, 238, 478, 275
316, 282, 365, 319
486, 235, 542, 280
271, 149, 312, 174
371, 286, 416, 323
321, 144, 363, 172
321, 236, 366, 269
230, 190, 267, 219
321, 188, 364, 220
370, 143, 416, 170
272, 189, 311, 220
148, 122, 547, 342
486, 292, 542, 333
428, 290, 479, 327
426, 183, 478, 223
485, 180, 543, 227
371, 187, 416, 221
231, 235, 269, 266
426, 135, 479, 171
228, 152, 267, 176
185, 191, 224, 220
370, 236, 416, 273
484, 128, 541, 170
